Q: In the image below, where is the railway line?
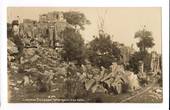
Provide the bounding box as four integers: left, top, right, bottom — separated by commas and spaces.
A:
120, 77, 162, 103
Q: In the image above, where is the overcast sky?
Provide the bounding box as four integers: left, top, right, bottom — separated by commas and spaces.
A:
7, 7, 161, 53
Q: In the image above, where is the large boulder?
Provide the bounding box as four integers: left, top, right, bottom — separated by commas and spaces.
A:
8, 39, 19, 54
126, 71, 140, 92
22, 48, 37, 57
20, 48, 39, 64
113, 83, 122, 94
84, 79, 96, 91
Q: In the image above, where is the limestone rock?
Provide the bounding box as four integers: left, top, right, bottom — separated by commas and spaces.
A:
85, 79, 96, 91
8, 39, 19, 54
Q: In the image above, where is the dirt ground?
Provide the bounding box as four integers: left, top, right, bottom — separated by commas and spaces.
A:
9, 84, 162, 103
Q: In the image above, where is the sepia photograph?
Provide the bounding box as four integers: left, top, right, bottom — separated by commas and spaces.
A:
7, 7, 162, 103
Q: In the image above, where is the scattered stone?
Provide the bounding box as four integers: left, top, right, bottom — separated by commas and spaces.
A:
154, 88, 162, 94
51, 88, 59, 92
14, 87, 19, 91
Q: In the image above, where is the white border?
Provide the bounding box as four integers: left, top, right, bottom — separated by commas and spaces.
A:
0, 0, 169, 110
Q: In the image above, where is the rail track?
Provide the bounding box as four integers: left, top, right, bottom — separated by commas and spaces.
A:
120, 77, 161, 103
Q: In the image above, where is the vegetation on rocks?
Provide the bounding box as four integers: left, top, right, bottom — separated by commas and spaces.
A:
8, 10, 162, 103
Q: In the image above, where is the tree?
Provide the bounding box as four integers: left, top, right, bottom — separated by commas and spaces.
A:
87, 33, 120, 68
128, 51, 150, 74
58, 11, 90, 65
60, 28, 86, 65
129, 28, 155, 73
63, 11, 91, 30
112, 41, 121, 61
134, 29, 155, 52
